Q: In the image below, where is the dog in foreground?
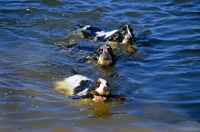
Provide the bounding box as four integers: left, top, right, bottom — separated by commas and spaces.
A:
54, 74, 125, 103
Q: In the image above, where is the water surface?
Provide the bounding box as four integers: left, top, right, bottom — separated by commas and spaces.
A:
1, 0, 200, 132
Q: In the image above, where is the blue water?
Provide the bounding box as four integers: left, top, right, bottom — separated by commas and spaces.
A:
0, 0, 200, 131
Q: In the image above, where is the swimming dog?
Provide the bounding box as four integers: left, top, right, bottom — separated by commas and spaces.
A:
77, 24, 134, 45
54, 74, 110, 103
54, 74, 125, 103
86, 44, 116, 66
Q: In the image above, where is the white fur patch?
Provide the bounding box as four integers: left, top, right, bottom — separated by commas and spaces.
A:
54, 75, 110, 97
54, 75, 92, 95
80, 25, 118, 39
96, 30, 118, 38
95, 78, 109, 95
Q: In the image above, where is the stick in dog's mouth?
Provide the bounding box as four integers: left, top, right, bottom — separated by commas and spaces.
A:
92, 95, 107, 103
92, 94, 126, 103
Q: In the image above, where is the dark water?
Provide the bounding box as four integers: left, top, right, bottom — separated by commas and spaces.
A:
1, 0, 200, 132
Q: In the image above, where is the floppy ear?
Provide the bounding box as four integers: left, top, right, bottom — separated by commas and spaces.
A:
118, 25, 133, 34
95, 45, 104, 57
106, 45, 115, 57
85, 79, 96, 95
118, 25, 126, 32
127, 25, 134, 38
79, 80, 97, 99
86, 53, 98, 60
86, 78, 100, 95
128, 25, 133, 33
85, 45, 103, 60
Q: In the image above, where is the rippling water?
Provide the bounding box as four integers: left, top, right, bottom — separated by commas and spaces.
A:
1, 0, 200, 132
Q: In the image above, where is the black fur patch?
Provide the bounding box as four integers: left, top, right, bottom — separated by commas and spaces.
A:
107, 25, 134, 43
78, 25, 102, 39
73, 80, 92, 95
86, 79, 101, 95
79, 24, 134, 43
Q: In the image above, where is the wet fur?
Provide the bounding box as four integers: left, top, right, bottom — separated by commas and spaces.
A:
54, 75, 110, 99
86, 44, 116, 66
78, 24, 135, 44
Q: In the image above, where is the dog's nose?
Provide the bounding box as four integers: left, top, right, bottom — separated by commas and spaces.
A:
103, 55, 110, 60
103, 87, 109, 92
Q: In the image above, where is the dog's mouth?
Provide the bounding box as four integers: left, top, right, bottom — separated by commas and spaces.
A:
98, 54, 112, 66
92, 95, 107, 103
89, 88, 109, 103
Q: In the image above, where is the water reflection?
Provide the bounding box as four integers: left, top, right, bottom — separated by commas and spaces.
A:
77, 99, 126, 119
54, 84, 127, 119
88, 106, 113, 119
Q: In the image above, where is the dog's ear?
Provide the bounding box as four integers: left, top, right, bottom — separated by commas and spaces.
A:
118, 25, 133, 34
126, 25, 134, 38
96, 46, 103, 56
86, 53, 97, 60
72, 77, 99, 99
106, 45, 115, 57
86, 80, 96, 95
118, 25, 126, 33
86, 49, 100, 60
94, 79, 101, 88
86, 78, 101, 94
91, 45, 105, 59
126, 25, 133, 33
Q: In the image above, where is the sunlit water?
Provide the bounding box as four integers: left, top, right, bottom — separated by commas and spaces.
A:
1, 0, 200, 132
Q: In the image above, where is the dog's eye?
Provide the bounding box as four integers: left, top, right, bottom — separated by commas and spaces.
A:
95, 82, 100, 87
106, 83, 109, 87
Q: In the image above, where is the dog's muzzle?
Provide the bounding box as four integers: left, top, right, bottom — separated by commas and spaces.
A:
103, 86, 110, 95
97, 44, 113, 66
122, 34, 132, 44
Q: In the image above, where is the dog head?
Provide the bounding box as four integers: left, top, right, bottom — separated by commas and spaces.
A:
106, 25, 134, 44
85, 78, 110, 102
118, 25, 134, 44
97, 44, 115, 66
88, 78, 110, 95
86, 44, 115, 66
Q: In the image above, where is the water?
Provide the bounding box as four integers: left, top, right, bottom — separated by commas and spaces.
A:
0, 0, 200, 131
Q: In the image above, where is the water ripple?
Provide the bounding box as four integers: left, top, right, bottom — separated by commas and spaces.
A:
1, 0, 200, 131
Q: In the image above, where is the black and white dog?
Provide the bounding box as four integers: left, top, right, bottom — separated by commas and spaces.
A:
54, 74, 110, 103
86, 43, 116, 66
66, 43, 115, 66
77, 24, 134, 45
54, 74, 125, 103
